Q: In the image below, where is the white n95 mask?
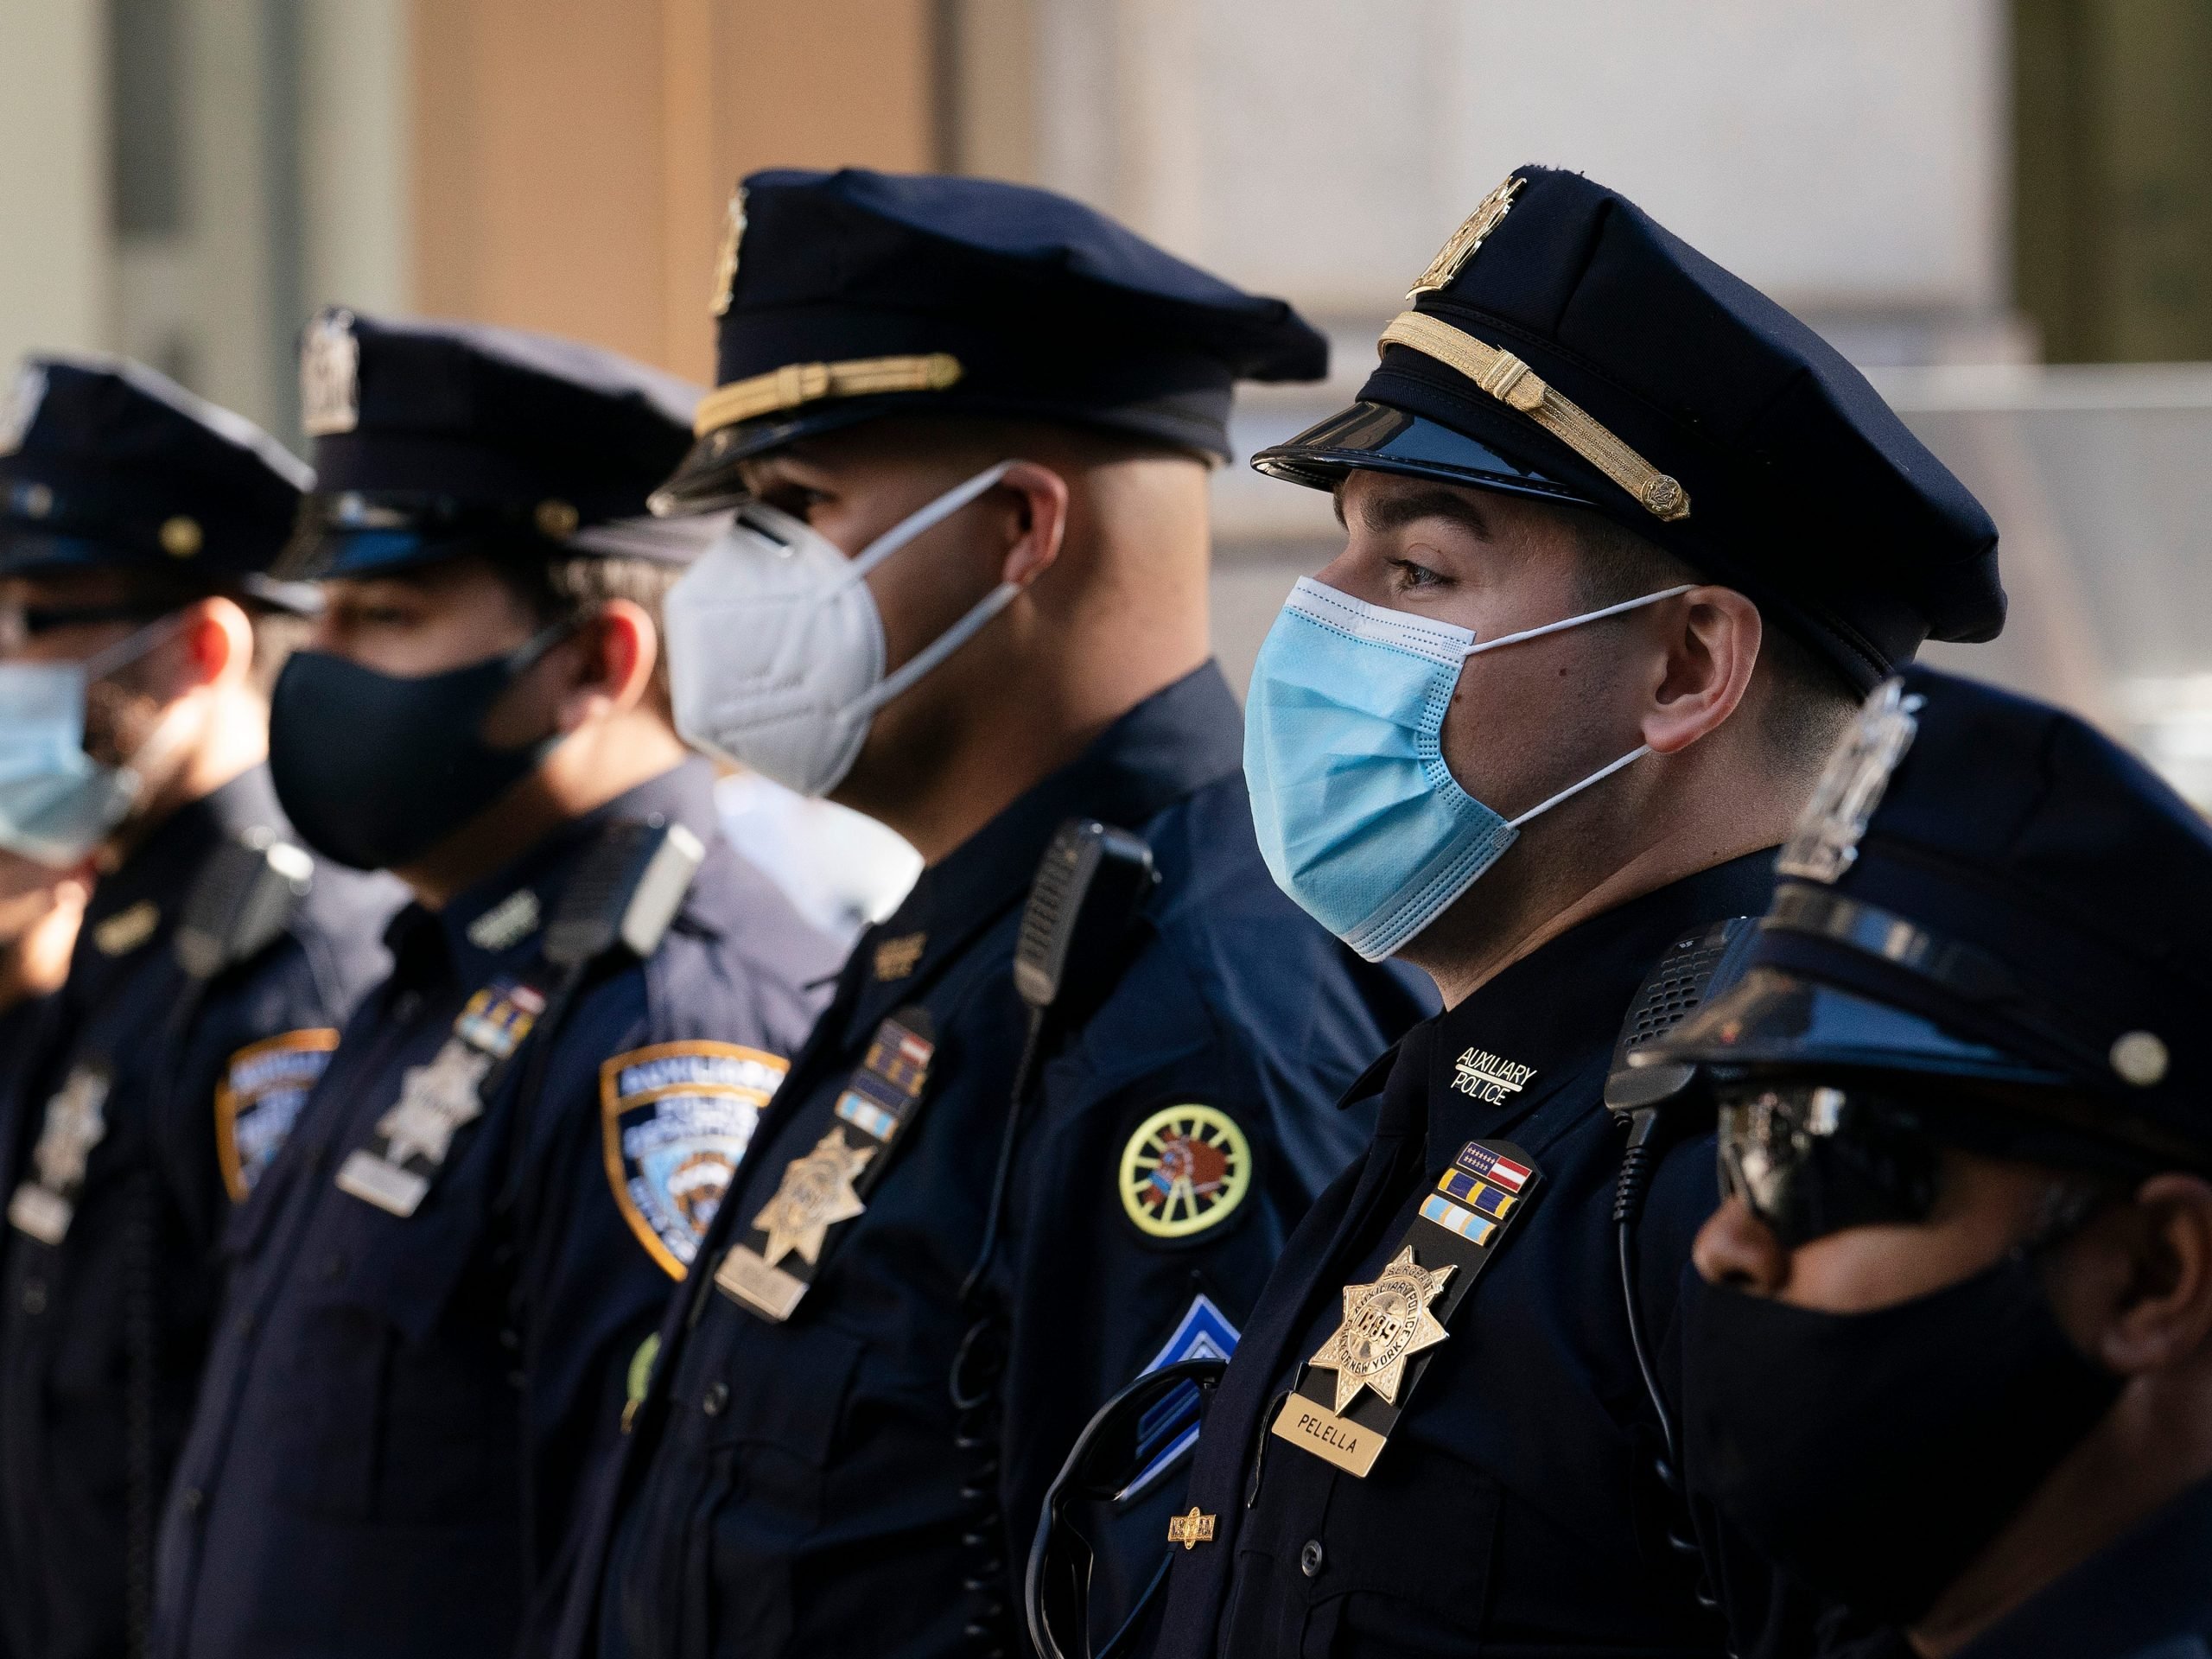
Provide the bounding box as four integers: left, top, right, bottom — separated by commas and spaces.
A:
666, 461, 1020, 798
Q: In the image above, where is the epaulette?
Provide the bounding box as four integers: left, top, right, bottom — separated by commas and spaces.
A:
175, 828, 316, 981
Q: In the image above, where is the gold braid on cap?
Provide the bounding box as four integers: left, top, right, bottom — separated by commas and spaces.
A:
692, 353, 965, 437
1377, 312, 1689, 522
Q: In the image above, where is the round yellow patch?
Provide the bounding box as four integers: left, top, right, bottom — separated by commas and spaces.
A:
1118, 1104, 1252, 1240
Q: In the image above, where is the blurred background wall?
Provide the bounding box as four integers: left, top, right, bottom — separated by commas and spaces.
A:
6, 0, 2212, 801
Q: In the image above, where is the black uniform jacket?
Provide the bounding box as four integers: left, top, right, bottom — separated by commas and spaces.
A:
1152, 852, 1783, 1659
562, 664, 1432, 1659
150, 760, 842, 1659
0, 766, 397, 1659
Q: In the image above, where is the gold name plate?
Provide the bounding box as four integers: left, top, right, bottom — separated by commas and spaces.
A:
714, 1244, 808, 1321
1268, 1393, 1386, 1478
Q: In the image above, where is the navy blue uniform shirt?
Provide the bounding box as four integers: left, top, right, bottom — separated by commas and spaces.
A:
0, 766, 396, 1659
151, 760, 842, 1659
560, 664, 1429, 1659
1153, 852, 1790, 1659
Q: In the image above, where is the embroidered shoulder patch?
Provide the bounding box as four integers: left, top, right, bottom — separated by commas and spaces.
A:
215, 1029, 339, 1201
601, 1040, 788, 1278
1118, 1104, 1252, 1241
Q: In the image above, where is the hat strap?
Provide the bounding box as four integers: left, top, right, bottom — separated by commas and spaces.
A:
692, 353, 965, 437
1378, 311, 1690, 524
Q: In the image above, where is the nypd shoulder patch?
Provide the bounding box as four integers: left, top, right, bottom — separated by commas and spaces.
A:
215, 1029, 339, 1202
601, 1040, 789, 1278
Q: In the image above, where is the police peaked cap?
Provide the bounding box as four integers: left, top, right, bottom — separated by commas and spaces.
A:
1652, 665, 2212, 1171
654, 167, 1330, 511
0, 353, 314, 604
1255, 165, 2005, 693
284, 308, 703, 580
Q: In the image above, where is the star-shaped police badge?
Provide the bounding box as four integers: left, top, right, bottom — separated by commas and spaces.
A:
753, 1126, 874, 1268
32, 1068, 111, 1194
375, 1040, 491, 1168
1307, 1247, 1454, 1414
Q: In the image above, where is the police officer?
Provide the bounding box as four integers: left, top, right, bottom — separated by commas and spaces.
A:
150, 313, 842, 1659
1649, 665, 2212, 1659
0, 355, 397, 1659
1144, 166, 2006, 1657
550, 167, 1433, 1659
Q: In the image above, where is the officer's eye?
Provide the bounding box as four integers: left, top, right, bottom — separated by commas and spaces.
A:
757, 482, 831, 523
1386, 556, 1446, 594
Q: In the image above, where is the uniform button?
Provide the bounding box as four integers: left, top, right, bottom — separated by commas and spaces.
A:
21, 1280, 46, 1315
498, 1327, 520, 1351
233, 1311, 253, 1335
179, 1487, 205, 1513
1300, 1539, 1325, 1579
702, 1381, 729, 1417
321, 1255, 346, 1281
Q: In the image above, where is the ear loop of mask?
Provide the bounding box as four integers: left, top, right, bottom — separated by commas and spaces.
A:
76, 608, 208, 798
842, 460, 1026, 721
1454, 582, 1698, 830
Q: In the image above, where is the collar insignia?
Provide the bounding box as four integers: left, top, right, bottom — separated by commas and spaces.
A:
1307, 1247, 1454, 1414
1778, 677, 1923, 884
872, 931, 926, 981
710, 188, 747, 318
753, 1126, 874, 1269
93, 899, 161, 957
0, 362, 47, 456
467, 888, 541, 952
301, 310, 361, 437
1450, 1047, 1536, 1105
1408, 175, 1525, 298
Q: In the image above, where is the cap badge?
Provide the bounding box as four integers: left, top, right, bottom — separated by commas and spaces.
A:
710, 188, 747, 318
301, 310, 361, 436
1778, 678, 1923, 884
1408, 175, 1526, 299
0, 363, 47, 456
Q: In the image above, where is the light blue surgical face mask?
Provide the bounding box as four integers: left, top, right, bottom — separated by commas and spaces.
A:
1244, 575, 1694, 962
0, 614, 186, 868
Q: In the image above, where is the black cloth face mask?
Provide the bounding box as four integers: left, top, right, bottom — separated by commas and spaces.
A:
1681, 1252, 2123, 1630
269, 621, 576, 871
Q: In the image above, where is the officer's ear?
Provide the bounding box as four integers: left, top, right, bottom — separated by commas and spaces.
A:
550, 599, 658, 733
991, 460, 1070, 592
1639, 585, 1761, 757
2076, 1173, 2212, 1375
170, 595, 256, 695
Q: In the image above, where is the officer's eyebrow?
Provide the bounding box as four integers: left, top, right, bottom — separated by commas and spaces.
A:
1348, 482, 1496, 541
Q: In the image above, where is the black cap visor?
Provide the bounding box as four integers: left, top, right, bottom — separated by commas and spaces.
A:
1647, 965, 2065, 1090
0, 527, 319, 613
1250, 400, 1600, 510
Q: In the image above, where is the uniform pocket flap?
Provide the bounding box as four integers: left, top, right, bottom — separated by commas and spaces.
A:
703, 1318, 865, 1465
